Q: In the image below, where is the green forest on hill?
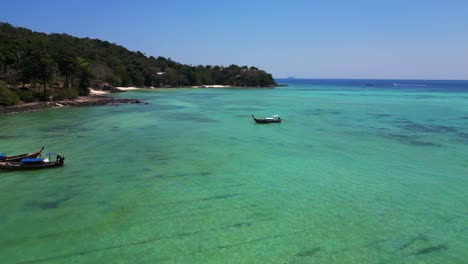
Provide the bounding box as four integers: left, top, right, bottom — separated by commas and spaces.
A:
0, 23, 276, 105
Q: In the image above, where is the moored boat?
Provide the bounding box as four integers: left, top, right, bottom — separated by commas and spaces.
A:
0, 153, 65, 171
0, 147, 44, 162
252, 114, 282, 124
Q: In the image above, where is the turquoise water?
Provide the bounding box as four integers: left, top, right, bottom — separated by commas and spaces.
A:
1, 82, 467, 263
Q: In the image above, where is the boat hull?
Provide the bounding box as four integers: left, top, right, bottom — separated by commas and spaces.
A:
253, 119, 281, 123
0, 161, 64, 170
252, 115, 281, 124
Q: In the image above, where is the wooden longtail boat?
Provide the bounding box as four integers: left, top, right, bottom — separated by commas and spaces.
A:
0, 154, 65, 171
0, 147, 44, 162
252, 114, 282, 124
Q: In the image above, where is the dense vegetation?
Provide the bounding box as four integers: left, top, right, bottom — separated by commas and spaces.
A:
0, 22, 276, 105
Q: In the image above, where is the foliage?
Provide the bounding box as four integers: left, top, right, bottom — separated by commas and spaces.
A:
0, 81, 19, 106
0, 22, 276, 100
56, 55, 80, 88
15, 89, 38, 102
19, 50, 58, 99
52, 87, 79, 100
75, 57, 91, 96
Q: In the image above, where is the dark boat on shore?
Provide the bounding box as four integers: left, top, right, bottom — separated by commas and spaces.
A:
0, 147, 44, 162
0, 153, 65, 171
252, 114, 282, 124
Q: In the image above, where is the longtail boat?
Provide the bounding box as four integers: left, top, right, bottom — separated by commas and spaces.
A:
0, 147, 44, 162
0, 153, 65, 171
252, 114, 282, 124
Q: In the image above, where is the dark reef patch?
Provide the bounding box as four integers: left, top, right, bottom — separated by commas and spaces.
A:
223, 183, 245, 188
200, 193, 241, 201
456, 132, 468, 143
0, 135, 19, 140
370, 126, 391, 131
385, 118, 468, 143
400, 235, 429, 250
228, 222, 253, 228
383, 134, 442, 147
15, 230, 202, 263
368, 113, 392, 118
402, 124, 459, 133
26, 195, 71, 209
413, 244, 448, 255
389, 118, 460, 134
391, 118, 414, 124
409, 141, 442, 147
296, 247, 321, 257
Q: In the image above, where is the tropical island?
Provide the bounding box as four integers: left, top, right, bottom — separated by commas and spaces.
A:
0, 22, 276, 111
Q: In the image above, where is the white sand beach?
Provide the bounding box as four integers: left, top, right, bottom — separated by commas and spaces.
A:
115, 87, 142, 91
89, 88, 109, 95
202, 85, 231, 88
188, 85, 232, 88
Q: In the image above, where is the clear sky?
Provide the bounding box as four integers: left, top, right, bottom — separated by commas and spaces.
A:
1, 0, 468, 79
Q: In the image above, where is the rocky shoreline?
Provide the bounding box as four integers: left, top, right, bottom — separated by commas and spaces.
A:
0, 95, 146, 115
1, 84, 285, 115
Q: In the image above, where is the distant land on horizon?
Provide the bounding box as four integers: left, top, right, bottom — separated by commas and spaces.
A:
274, 78, 468, 92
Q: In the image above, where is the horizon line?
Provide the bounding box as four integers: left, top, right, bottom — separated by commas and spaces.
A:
274, 77, 468, 81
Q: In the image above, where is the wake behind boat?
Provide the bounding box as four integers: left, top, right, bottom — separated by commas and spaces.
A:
252, 114, 282, 124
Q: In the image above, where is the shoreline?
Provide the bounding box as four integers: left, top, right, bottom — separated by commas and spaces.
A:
1, 84, 280, 115
111, 84, 279, 90
0, 94, 145, 115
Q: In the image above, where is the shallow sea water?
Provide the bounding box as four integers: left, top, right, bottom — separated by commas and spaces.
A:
0, 81, 467, 263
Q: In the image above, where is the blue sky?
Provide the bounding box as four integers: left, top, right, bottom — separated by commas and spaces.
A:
1, 0, 468, 79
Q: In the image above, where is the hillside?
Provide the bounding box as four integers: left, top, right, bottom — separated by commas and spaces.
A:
0, 22, 276, 105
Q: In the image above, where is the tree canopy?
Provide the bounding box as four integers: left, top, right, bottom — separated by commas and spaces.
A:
0, 22, 276, 98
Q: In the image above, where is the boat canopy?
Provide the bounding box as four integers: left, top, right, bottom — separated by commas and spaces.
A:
0, 154, 5, 158
21, 158, 44, 164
